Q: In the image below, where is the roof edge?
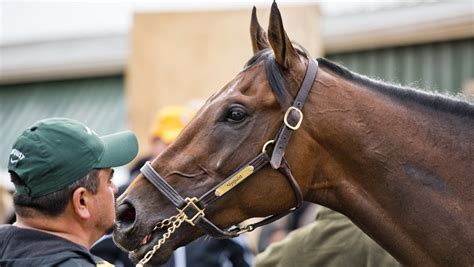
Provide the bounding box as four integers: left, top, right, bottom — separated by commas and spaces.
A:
323, 1, 474, 53
1, 1, 472, 84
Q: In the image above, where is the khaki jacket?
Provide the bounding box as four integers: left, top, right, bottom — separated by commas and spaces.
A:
254, 207, 400, 267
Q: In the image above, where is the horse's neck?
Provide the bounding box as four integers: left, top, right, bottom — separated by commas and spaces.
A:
304, 69, 474, 265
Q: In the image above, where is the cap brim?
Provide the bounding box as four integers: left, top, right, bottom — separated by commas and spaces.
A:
95, 131, 138, 168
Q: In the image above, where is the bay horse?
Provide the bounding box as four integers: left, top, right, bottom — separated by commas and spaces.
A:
113, 2, 474, 266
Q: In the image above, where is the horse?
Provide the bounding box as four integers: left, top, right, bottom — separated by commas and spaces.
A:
113, 2, 474, 266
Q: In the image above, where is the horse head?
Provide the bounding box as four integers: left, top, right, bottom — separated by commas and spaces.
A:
113, 3, 318, 265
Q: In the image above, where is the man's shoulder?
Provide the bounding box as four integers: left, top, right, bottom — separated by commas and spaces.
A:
1, 243, 112, 267
0, 225, 111, 266
0, 224, 15, 233
55, 254, 114, 267
0, 225, 16, 255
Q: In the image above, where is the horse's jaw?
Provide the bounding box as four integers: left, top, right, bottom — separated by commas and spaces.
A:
113, 217, 204, 265
127, 233, 174, 265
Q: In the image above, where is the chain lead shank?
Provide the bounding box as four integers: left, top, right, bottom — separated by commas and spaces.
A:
136, 213, 185, 267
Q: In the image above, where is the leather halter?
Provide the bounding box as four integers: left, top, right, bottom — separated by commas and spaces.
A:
140, 58, 318, 238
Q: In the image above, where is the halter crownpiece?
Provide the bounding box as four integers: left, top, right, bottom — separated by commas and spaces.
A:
137, 59, 318, 266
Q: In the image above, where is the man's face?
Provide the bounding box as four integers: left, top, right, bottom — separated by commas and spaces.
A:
92, 168, 118, 234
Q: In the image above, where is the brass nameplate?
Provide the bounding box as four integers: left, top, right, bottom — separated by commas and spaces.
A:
215, 166, 254, 197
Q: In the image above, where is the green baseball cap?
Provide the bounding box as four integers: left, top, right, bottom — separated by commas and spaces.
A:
8, 118, 139, 197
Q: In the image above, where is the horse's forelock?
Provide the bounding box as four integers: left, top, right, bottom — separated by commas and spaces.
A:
243, 48, 302, 110
265, 56, 292, 109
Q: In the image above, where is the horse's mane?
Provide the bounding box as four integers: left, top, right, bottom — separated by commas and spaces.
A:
243, 49, 474, 118
318, 58, 474, 118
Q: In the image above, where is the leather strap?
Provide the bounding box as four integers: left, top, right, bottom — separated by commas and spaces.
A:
141, 162, 185, 208
141, 162, 237, 238
270, 59, 318, 168
140, 151, 300, 239
279, 157, 303, 208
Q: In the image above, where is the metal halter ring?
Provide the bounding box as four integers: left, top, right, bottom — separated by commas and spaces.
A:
284, 107, 303, 130
177, 197, 205, 226
262, 140, 275, 153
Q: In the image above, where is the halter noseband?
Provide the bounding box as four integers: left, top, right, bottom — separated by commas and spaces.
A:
137, 58, 318, 266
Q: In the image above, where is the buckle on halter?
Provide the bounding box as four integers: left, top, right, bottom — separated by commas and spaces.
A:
284, 107, 303, 130
178, 197, 205, 226
236, 225, 255, 235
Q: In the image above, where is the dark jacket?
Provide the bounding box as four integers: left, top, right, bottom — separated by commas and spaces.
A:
92, 234, 253, 267
0, 225, 112, 267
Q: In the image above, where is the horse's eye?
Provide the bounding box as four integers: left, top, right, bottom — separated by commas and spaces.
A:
226, 107, 247, 123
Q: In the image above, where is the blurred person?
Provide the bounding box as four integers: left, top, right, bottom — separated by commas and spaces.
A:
93, 105, 253, 267
254, 206, 400, 267
0, 118, 138, 266
129, 105, 195, 178
0, 186, 14, 224
257, 202, 317, 252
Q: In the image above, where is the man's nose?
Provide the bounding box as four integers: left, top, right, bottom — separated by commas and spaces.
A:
112, 182, 118, 194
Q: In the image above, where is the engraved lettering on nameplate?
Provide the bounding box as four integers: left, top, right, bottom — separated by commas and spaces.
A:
215, 166, 254, 197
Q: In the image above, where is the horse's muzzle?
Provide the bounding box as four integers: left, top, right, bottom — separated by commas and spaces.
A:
116, 202, 136, 229
114, 201, 139, 251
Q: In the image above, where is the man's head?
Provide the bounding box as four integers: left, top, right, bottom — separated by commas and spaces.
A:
149, 105, 194, 156
8, 118, 138, 227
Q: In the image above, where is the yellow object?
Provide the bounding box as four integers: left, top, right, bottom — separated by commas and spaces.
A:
150, 105, 194, 144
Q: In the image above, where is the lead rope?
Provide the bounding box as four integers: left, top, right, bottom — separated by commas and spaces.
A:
136, 213, 186, 267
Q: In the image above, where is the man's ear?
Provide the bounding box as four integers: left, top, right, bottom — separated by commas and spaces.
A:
72, 187, 91, 220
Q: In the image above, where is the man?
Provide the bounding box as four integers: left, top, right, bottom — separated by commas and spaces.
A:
129, 105, 195, 178
0, 117, 138, 266
254, 206, 400, 267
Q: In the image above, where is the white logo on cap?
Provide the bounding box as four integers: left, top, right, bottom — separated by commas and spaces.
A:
84, 126, 97, 136
10, 149, 25, 164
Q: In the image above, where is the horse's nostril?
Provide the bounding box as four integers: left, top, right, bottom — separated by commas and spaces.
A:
116, 202, 136, 227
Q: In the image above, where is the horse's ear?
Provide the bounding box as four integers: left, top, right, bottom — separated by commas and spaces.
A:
250, 6, 269, 54
267, 1, 299, 69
